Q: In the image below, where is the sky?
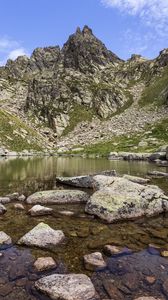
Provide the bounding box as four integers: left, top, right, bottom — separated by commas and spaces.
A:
0, 0, 168, 65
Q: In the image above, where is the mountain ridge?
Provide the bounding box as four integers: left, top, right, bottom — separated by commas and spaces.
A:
0, 26, 168, 153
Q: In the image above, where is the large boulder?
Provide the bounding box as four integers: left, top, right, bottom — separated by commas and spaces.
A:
56, 170, 116, 189
18, 222, 65, 249
85, 176, 168, 223
26, 190, 89, 204
92, 175, 116, 190
56, 176, 94, 188
35, 273, 96, 300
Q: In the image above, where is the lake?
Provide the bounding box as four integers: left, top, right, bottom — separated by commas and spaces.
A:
0, 156, 168, 300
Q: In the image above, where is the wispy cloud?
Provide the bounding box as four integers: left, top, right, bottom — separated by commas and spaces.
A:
101, 0, 168, 35
8, 48, 28, 60
101, 0, 168, 58
0, 36, 29, 66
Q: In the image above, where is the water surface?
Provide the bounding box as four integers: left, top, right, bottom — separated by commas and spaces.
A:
0, 156, 168, 300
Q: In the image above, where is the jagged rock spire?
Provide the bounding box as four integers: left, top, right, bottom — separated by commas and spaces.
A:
62, 25, 121, 73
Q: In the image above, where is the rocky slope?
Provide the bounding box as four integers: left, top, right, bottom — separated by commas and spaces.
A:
0, 25, 168, 152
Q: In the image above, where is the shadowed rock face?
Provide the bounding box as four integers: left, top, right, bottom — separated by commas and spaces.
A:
62, 25, 121, 73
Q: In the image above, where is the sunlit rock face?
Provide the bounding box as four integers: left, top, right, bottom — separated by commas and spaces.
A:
0, 25, 168, 142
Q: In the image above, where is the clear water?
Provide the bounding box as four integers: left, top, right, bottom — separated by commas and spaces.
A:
0, 156, 168, 300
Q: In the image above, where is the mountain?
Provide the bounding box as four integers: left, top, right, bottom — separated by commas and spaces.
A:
0, 26, 168, 153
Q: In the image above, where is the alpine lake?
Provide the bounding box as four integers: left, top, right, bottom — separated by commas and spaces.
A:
0, 156, 168, 300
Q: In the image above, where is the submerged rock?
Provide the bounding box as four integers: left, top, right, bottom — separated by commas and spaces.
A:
0, 232, 12, 247
85, 176, 168, 223
18, 222, 65, 249
147, 171, 168, 177
28, 205, 53, 216
134, 297, 163, 300
103, 279, 123, 300
34, 257, 57, 272
35, 273, 96, 300
0, 204, 7, 215
84, 252, 107, 271
58, 210, 75, 216
14, 203, 25, 210
26, 190, 89, 204
104, 245, 132, 256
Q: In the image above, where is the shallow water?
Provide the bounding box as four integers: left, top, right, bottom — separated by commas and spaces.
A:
0, 156, 168, 299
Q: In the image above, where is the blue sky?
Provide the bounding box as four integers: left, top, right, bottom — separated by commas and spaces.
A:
0, 0, 168, 65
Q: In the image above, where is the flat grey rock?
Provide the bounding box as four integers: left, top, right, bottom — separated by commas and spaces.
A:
26, 190, 89, 204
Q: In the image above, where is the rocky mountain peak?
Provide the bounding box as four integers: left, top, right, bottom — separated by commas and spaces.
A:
62, 25, 121, 73
82, 25, 93, 35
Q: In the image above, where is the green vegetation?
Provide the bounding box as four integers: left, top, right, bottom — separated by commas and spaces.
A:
0, 109, 42, 151
63, 104, 97, 135
139, 67, 168, 107
150, 118, 168, 141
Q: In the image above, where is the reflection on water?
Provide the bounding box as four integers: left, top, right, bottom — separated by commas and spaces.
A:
0, 156, 167, 196
0, 156, 168, 299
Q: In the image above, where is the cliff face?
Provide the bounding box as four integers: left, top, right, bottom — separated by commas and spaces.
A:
0, 26, 168, 151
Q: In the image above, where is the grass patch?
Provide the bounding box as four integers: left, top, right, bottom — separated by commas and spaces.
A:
150, 118, 168, 142
63, 104, 97, 136
0, 109, 43, 151
139, 67, 168, 107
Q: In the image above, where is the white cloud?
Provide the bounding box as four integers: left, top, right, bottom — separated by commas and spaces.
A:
0, 37, 19, 53
0, 36, 29, 66
101, 0, 168, 34
8, 48, 28, 60
101, 0, 168, 58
